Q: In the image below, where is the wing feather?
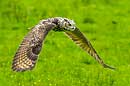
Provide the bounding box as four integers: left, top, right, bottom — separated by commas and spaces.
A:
65, 28, 115, 69
12, 23, 55, 72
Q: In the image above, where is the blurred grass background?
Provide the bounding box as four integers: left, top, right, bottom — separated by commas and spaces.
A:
0, 0, 130, 86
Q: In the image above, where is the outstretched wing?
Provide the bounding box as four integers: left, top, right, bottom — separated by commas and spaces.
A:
65, 28, 115, 69
12, 23, 55, 72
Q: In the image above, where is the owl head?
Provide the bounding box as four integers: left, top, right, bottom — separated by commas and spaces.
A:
53, 17, 76, 31
62, 18, 76, 31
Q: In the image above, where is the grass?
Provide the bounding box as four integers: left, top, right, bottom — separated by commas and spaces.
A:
0, 0, 130, 86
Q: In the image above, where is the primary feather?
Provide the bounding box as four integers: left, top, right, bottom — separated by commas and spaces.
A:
12, 21, 56, 72
65, 28, 115, 69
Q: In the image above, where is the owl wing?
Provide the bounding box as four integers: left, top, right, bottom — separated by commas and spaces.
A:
12, 23, 55, 72
65, 28, 115, 69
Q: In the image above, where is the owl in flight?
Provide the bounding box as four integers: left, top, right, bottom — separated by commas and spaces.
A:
12, 17, 115, 72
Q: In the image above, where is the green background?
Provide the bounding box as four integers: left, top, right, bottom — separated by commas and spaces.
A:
0, 0, 130, 86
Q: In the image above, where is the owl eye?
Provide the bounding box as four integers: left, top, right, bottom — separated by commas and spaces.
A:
68, 23, 71, 26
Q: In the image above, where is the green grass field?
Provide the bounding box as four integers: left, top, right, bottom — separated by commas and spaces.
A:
0, 0, 130, 86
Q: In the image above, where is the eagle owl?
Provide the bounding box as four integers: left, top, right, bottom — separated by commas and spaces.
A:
12, 17, 115, 72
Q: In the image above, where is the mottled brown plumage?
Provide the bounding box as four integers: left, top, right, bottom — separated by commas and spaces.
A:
65, 28, 114, 69
12, 21, 56, 72
12, 17, 115, 72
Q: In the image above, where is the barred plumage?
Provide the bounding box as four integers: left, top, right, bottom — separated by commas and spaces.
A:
12, 17, 115, 72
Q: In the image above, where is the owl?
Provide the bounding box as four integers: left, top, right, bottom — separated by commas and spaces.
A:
12, 17, 115, 72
